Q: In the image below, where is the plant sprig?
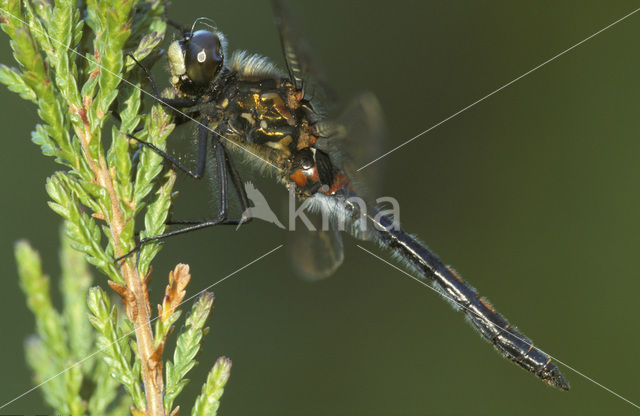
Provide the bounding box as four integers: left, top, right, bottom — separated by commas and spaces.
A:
3, 0, 232, 414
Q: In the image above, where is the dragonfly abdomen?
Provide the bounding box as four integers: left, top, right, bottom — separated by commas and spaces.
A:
367, 214, 569, 390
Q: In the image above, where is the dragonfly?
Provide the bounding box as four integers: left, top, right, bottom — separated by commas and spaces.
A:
125, 0, 569, 390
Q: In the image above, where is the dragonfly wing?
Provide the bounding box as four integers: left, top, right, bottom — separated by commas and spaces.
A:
289, 212, 345, 281
271, 0, 338, 108
315, 91, 386, 201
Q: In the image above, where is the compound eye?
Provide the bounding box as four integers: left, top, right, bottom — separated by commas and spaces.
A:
185, 30, 223, 86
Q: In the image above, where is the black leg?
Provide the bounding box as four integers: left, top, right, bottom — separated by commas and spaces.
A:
116, 218, 243, 262
172, 107, 203, 126
159, 97, 202, 111
165, 137, 252, 225
116, 142, 232, 262
223, 144, 251, 216
126, 119, 210, 179
165, 138, 253, 223
127, 53, 162, 97
117, 128, 250, 262
214, 138, 229, 217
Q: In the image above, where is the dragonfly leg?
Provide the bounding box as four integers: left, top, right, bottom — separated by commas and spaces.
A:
126, 119, 210, 179
127, 53, 162, 98
214, 136, 229, 218
115, 217, 243, 262
223, 142, 251, 217
116, 128, 249, 262
167, 139, 252, 227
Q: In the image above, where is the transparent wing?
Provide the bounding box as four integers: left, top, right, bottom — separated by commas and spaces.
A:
271, 2, 385, 278
289, 210, 345, 281
289, 92, 386, 277
315, 92, 386, 201
271, 0, 338, 109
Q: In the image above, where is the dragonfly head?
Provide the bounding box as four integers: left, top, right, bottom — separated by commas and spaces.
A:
168, 29, 226, 94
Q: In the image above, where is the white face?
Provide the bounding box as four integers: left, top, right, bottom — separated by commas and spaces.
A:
167, 39, 186, 89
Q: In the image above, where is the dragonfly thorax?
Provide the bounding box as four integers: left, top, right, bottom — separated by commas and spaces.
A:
168, 27, 351, 200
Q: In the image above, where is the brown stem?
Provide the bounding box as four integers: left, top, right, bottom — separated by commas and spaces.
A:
74, 109, 164, 416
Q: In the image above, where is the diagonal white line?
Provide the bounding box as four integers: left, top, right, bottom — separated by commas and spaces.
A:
0, 7, 282, 171
356, 244, 640, 410
0, 244, 283, 411
3, 1, 640, 412
357, 6, 640, 172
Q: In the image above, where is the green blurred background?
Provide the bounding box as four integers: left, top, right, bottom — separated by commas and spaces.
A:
2, 0, 640, 414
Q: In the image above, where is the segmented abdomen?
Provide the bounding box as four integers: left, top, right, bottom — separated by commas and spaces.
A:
367, 214, 569, 390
